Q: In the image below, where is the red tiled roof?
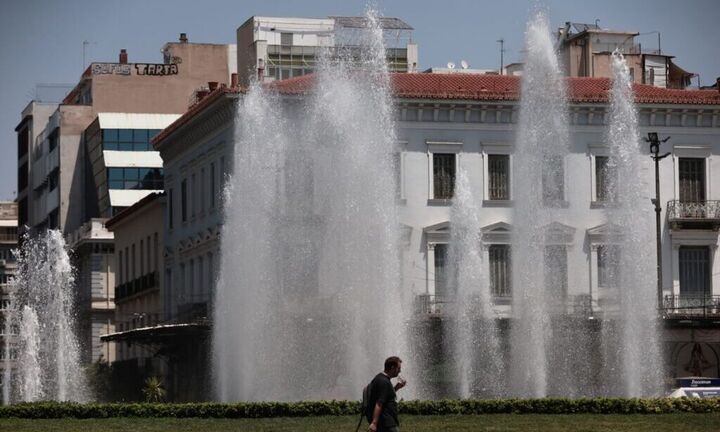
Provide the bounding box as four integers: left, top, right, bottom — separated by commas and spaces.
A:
271, 73, 720, 105
151, 85, 245, 148
154, 73, 720, 147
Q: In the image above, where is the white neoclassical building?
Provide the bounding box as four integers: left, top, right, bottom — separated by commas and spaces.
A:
151, 73, 720, 396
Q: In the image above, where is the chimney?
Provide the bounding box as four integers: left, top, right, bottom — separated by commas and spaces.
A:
208, 81, 219, 91
716, 77, 720, 93
231, 73, 239, 88
179, 33, 188, 43
119, 49, 128, 64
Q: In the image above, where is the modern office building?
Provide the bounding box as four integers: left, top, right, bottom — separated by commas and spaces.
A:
0, 202, 18, 394
236, 16, 418, 84
15, 37, 236, 368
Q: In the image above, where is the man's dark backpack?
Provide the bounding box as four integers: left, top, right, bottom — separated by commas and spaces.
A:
355, 382, 373, 432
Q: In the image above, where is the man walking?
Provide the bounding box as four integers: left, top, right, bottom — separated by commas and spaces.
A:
367, 356, 406, 432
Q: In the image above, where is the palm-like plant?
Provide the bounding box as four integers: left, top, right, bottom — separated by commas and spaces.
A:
142, 376, 166, 403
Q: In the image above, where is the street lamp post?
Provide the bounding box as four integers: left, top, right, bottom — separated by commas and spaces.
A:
646, 132, 671, 315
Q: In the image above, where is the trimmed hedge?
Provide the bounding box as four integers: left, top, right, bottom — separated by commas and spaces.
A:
0, 398, 718, 419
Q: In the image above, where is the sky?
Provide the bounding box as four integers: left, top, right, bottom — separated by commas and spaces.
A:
1, 0, 718, 200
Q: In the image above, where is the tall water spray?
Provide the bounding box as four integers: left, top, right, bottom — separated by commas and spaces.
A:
510, 11, 571, 397
603, 51, 663, 396
213, 9, 410, 401
448, 168, 504, 397
2, 230, 87, 403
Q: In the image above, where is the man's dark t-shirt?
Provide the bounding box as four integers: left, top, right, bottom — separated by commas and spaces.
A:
367, 373, 399, 429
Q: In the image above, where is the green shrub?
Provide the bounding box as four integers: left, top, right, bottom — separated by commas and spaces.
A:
0, 398, 718, 419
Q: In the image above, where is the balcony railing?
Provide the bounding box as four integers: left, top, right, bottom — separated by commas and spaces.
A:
663, 295, 720, 319
667, 200, 720, 229
414, 293, 592, 317
115, 271, 159, 302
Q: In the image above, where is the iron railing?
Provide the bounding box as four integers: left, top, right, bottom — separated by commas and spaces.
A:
663, 295, 720, 319
414, 293, 592, 317
667, 200, 720, 222
115, 271, 159, 301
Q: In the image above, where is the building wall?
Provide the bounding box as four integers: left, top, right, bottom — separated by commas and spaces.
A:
0, 202, 19, 392
108, 196, 164, 365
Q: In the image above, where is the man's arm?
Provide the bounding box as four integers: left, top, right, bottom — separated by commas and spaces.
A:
369, 401, 383, 431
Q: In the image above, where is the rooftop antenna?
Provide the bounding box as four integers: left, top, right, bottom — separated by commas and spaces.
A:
447, 61, 456, 70
460, 60, 469, 70
82, 40, 96, 72
497, 38, 505, 75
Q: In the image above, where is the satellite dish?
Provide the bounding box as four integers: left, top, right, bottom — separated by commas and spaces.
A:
461, 60, 469, 69
447, 62, 456, 69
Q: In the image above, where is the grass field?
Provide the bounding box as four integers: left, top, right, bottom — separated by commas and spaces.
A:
1, 414, 719, 432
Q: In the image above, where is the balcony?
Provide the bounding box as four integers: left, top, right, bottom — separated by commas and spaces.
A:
414, 293, 592, 317
663, 295, 720, 320
115, 271, 159, 302
667, 200, 720, 230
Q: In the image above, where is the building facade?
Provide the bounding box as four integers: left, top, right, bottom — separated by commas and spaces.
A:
152, 74, 720, 396
236, 16, 418, 85
0, 202, 18, 395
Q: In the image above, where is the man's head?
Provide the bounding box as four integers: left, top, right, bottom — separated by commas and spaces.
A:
384, 356, 402, 378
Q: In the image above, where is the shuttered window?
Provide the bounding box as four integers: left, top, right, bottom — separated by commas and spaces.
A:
595, 156, 616, 202
542, 154, 564, 204
489, 244, 511, 297
679, 158, 705, 202
544, 245, 567, 298
597, 245, 621, 288
433, 154, 455, 199
488, 155, 510, 200
679, 246, 710, 297
434, 244, 449, 297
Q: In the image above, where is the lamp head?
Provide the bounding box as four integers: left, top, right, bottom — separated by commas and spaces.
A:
647, 132, 659, 142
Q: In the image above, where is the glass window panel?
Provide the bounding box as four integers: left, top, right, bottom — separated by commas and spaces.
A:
103, 142, 119, 151
125, 180, 139, 189
124, 168, 139, 180
133, 129, 148, 143
102, 129, 118, 142
118, 129, 133, 142
134, 142, 150, 151
148, 129, 162, 139
109, 180, 124, 189
119, 142, 133, 151
108, 168, 123, 180
433, 153, 456, 199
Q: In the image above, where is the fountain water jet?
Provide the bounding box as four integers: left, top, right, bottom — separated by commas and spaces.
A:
2, 230, 88, 403
448, 168, 504, 397
213, 8, 411, 401
602, 51, 663, 396
510, 11, 571, 397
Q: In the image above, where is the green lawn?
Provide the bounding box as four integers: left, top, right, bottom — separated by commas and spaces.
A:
1, 414, 719, 432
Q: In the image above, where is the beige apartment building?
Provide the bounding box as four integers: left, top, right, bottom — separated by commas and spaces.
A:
0, 202, 18, 394
15, 35, 236, 366
104, 192, 166, 399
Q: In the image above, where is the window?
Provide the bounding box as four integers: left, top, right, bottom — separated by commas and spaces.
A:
210, 163, 216, 208
107, 168, 163, 190
140, 239, 144, 276
153, 233, 158, 273
544, 245, 567, 299
181, 179, 187, 222
208, 252, 214, 297
281, 32, 293, 46
679, 158, 705, 202
433, 154, 455, 199
188, 259, 195, 301
434, 244, 449, 297
200, 168, 206, 213
489, 244, 511, 297
542, 154, 564, 204
101, 128, 156, 151
488, 155, 510, 200
124, 247, 129, 284
168, 188, 174, 229
191, 173, 196, 217
597, 245, 620, 288
146, 235, 151, 275
679, 246, 710, 298
131, 244, 136, 280
595, 156, 616, 202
